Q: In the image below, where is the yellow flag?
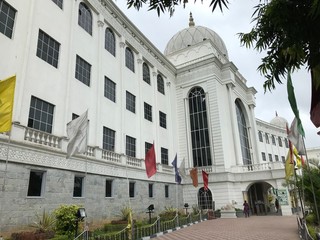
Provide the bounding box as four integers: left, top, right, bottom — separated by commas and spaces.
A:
293, 147, 302, 168
0, 75, 16, 133
285, 149, 294, 181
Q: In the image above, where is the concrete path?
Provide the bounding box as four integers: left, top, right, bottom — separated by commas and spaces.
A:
152, 216, 300, 240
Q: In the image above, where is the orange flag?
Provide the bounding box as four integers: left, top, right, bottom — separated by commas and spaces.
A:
145, 144, 156, 178
202, 170, 208, 191
189, 168, 198, 187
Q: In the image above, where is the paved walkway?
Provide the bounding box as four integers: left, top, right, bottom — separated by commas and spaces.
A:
152, 216, 300, 240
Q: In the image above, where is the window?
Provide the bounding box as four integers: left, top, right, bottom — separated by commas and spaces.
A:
157, 74, 165, 94
165, 185, 169, 198
36, 30, 60, 68
105, 179, 113, 197
125, 47, 134, 72
275, 155, 279, 161
126, 91, 136, 113
159, 111, 167, 129
73, 176, 84, 197
161, 147, 168, 165
103, 127, 115, 151
189, 87, 212, 167
235, 100, 252, 165
271, 135, 276, 145
0, 1, 16, 38
52, 0, 63, 9
265, 133, 269, 144
285, 138, 289, 148
105, 28, 115, 56
278, 137, 283, 147
75, 55, 91, 86
27, 170, 45, 197
28, 96, 54, 133
258, 131, 263, 142
129, 182, 135, 198
104, 77, 116, 102
148, 183, 153, 198
126, 135, 136, 157
268, 154, 273, 162
281, 156, 285, 163
143, 63, 150, 84
144, 102, 152, 122
78, 2, 92, 35
145, 142, 152, 156
261, 152, 266, 161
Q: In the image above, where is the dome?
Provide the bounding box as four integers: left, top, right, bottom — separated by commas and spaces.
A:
164, 13, 228, 58
270, 113, 288, 128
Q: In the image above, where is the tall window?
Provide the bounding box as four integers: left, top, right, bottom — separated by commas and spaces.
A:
271, 135, 276, 145
285, 138, 289, 148
265, 133, 269, 144
165, 185, 169, 198
104, 77, 116, 102
75, 55, 91, 86
161, 147, 168, 165
105, 179, 113, 197
188, 87, 212, 167
52, 0, 63, 9
159, 111, 167, 129
258, 131, 263, 142
278, 137, 283, 147
261, 152, 266, 161
126, 91, 136, 113
73, 176, 84, 197
148, 183, 153, 198
157, 74, 165, 94
143, 63, 150, 84
27, 170, 45, 197
281, 156, 285, 163
125, 47, 134, 72
0, 1, 16, 39
28, 96, 54, 133
268, 154, 273, 162
129, 182, 135, 198
145, 142, 152, 156
105, 28, 115, 56
235, 100, 252, 165
126, 135, 136, 157
36, 30, 60, 68
78, 2, 92, 35
275, 155, 279, 161
144, 102, 152, 122
103, 127, 115, 151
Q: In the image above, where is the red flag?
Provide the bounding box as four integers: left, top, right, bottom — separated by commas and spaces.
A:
189, 168, 198, 187
145, 144, 156, 178
202, 170, 208, 191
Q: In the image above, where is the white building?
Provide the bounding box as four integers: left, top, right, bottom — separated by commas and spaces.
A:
0, 0, 299, 234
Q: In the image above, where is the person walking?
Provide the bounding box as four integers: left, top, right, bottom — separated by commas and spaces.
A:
275, 198, 280, 213
243, 200, 250, 218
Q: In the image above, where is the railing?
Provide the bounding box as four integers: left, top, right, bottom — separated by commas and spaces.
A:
160, 214, 178, 232
24, 127, 62, 148
133, 216, 160, 239
102, 150, 121, 164
178, 213, 191, 227
89, 226, 128, 240
126, 156, 142, 168
230, 161, 285, 173
297, 217, 314, 240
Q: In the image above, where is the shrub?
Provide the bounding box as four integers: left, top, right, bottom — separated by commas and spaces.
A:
30, 209, 56, 233
118, 205, 133, 221
54, 204, 80, 237
11, 231, 54, 240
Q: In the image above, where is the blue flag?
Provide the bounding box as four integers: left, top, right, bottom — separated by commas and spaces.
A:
171, 154, 182, 184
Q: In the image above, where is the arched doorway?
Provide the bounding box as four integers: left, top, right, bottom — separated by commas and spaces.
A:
247, 182, 276, 215
198, 187, 213, 210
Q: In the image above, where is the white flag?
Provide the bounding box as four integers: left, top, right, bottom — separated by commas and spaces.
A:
288, 117, 306, 155
66, 110, 88, 158
178, 158, 187, 180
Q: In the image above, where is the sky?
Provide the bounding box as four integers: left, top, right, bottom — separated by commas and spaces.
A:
114, 0, 320, 149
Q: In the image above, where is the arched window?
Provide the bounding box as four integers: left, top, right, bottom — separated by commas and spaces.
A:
235, 100, 252, 165
188, 87, 212, 167
271, 135, 276, 145
278, 136, 283, 147
78, 2, 92, 35
143, 63, 150, 84
105, 28, 115, 56
284, 138, 289, 148
125, 47, 134, 72
265, 133, 269, 144
157, 74, 165, 94
258, 131, 263, 142
198, 187, 213, 210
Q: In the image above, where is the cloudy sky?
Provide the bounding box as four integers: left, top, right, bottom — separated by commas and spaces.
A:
115, 0, 319, 148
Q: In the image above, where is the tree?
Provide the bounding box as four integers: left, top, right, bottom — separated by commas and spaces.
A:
126, 0, 320, 128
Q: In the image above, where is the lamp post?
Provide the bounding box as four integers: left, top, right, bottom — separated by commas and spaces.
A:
146, 204, 154, 224
184, 203, 189, 215
75, 208, 86, 239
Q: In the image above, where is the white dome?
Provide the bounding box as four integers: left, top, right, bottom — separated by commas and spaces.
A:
270, 115, 288, 129
164, 14, 228, 58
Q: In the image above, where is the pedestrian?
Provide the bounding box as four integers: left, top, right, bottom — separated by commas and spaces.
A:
243, 200, 250, 217
275, 198, 279, 213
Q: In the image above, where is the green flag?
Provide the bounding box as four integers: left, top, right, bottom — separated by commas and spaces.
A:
287, 71, 305, 137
